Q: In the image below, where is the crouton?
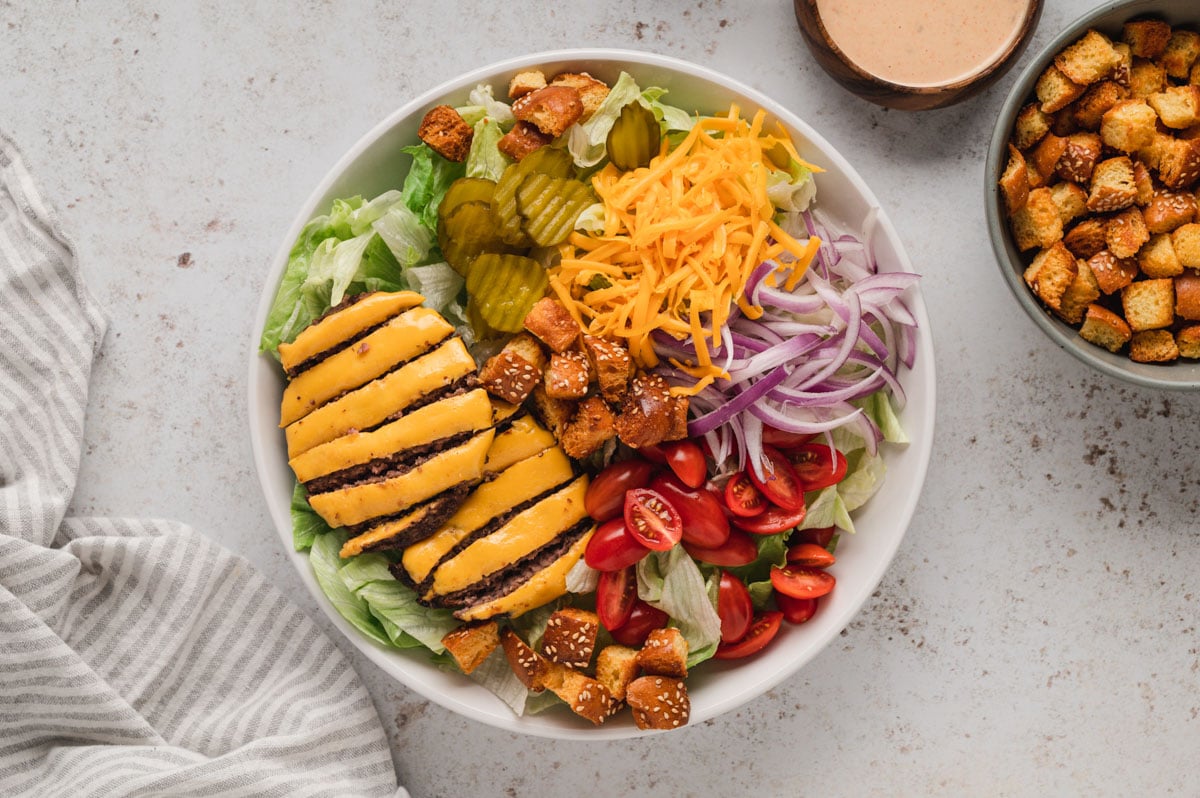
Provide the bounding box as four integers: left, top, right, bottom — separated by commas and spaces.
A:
512, 85, 583, 137
1056, 132, 1103, 183
1176, 325, 1200, 357
1148, 85, 1200, 129
582, 334, 634, 403
1070, 81, 1129, 130
1011, 187, 1064, 250
636, 628, 689, 679
1161, 29, 1200, 80
1111, 42, 1133, 87
441, 621, 500, 675
1129, 329, 1179, 362
1037, 64, 1086, 113
547, 666, 616, 726
1122, 277, 1176, 330
1024, 241, 1078, 310
1156, 136, 1200, 189
595, 645, 641, 702
1029, 133, 1069, 185
1136, 130, 1174, 173
550, 72, 611, 121
615, 373, 678, 449
626, 675, 690, 730
1175, 272, 1200, 320
524, 296, 580, 352
508, 70, 547, 99
497, 120, 553, 161
1132, 160, 1155, 205
1139, 233, 1184, 278
544, 350, 592, 400
559, 395, 617, 460
1129, 58, 1168, 98
529, 384, 574, 439
417, 105, 474, 162
477, 333, 546, 404
1123, 19, 1173, 60
998, 144, 1030, 215
1079, 303, 1133, 352
1086, 156, 1139, 212
1056, 29, 1124, 86
500, 628, 549, 691
1055, 257, 1102, 324
1014, 102, 1053, 149
1050, 181, 1089, 225
540, 608, 600, 669
1088, 249, 1139, 294
1064, 217, 1110, 258
1106, 206, 1150, 258
1172, 222, 1200, 267
665, 396, 689, 442
1100, 99, 1159, 152
1144, 190, 1197, 233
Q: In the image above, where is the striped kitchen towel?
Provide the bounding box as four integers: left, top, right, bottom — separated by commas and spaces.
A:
0, 134, 408, 797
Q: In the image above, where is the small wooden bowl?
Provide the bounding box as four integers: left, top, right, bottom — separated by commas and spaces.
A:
794, 0, 1043, 111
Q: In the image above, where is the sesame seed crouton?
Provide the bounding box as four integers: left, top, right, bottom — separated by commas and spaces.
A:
1138, 233, 1184, 278
1023, 242, 1077, 310
581, 334, 634, 403
545, 350, 593, 400
1123, 19, 1173, 60
1122, 277, 1176, 330
1064, 217, 1110, 259
512, 85, 583, 137
418, 105, 474, 162
636, 627, 689, 679
1174, 272, 1200, 320
1014, 102, 1053, 149
549, 667, 616, 726
1057, 134, 1103, 184
497, 120, 553, 161
1157, 137, 1200, 190
1029, 133, 1069, 186
1070, 81, 1129, 131
1055, 29, 1123, 87
1129, 329, 1179, 362
1172, 222, 1200, 267
559, 395, 617, 460
1087, 156, 1139, 213
1176, 325, 1200, 357
442, 621, 500, 675
1088, 250, 1139, 295
595, 645, 641, 702
1079, 303, 1133, 352
540, 608, 600, 670
508, 70, 547, 99
1100, 99, 1159, 153
1037, 64, 1086, 114
665, 396, 689, 442
1144, 190, 1197, 233
615, 373, 678, 449
529, 384, 575, 439
1106, 206, 1150, 258
550, 72, 611, 121
524, 296, 581, 353
1161, 29, 1200, 80
1055, 257, 1102, 325
1011, 187, 1064, 250
500, 628, 550, 692
478, 333, 547, 405
626, 675, 690, 730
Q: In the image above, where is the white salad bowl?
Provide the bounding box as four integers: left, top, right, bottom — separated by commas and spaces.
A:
248, 49, 936, 739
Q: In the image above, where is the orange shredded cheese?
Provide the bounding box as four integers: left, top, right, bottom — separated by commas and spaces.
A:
549, 104, 822, 394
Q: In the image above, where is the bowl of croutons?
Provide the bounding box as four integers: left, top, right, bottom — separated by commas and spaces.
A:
987, 0, 1200, 389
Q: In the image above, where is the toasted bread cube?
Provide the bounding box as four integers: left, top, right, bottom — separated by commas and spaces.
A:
1014, 102, 1052, 149
478, 333, 547, 404
626, 675, 690, 730
1173, 222, 1200, 268
665, 396, 689, 442
1175, 272, 1200, 320
1129, 58, 1168, 99
1176, 325, 1200, 357
1087, 156, 1139, 213
559, 395, 617, 460
524, 296, 580, 353
1088, 250, 1139, 294
501, 628, 549, 691
1069, 81, 1129, 130
1023, 242, 1077, 310
1049, 181, 1089, 224
1139, 233, 1185, 278
1064, 217, 1110, 258
1037, 64, 1086, 113
1011, 187, 1063, 250
528, 384, 574, 439
1079, 304, 1133, 352
550, 72, 611, 121
544, 350, 592, 400
1100, 100, 1159, 153
595, 645, 641, 702
497, 120, 553, 161
1144, 191, 1197, 233
615, 373, 677, 449
512, 85, 583, 137
1157, 137, 1200, 190
508, 70, 547, 99
1055, 258, 1102, 324
1056, 29, 1123, 86
1123, 19, 1173, 59
548, 667, 615, 726
418, 105, 474, 162
1136, 130, 1174, 173
1106, 206, 1150, 258
540, 608, 600, 669
636, 627, 689, 679
1162, 29, 1200, 80
1122, 278, 1176, 330
1132, 160, 1155, 205
581, 334, 633, 402
1111, 42, 1133, 86
1147, 86, 1200, 129
1056, 133, 1103, 184
442, 621, 500, 675
1028, 133, 1068, 186
998, 145, 1030, 215
1130, 329, 1179, 362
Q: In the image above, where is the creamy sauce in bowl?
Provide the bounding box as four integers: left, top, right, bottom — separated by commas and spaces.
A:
816, 0, 1030, 88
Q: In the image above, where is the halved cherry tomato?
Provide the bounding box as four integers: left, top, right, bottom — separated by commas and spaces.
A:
747, 446, 805, 511
714, 611, 783, 659
682, 529, 759, 567
770, 564, 836, 600
793, 525, 836, 548
777, 594, 819, 625
786, 542, 836, 568
732, 504, 807, 535
723, 471, 767, 517
609, 600, 668, 646
717, 572, 753, 644
650, 473, 729, 548
623, 488, 683, 551
584, 458, 657, 522
761, 427, 816, 450
584, 517, 650, 572
662, 440, 706, 488
789, 443, 849, 492
596, 566, 637, 630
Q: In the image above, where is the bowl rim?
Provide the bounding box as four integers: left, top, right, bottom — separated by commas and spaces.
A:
985, 0, 1200, 391
248, 47, 938, 739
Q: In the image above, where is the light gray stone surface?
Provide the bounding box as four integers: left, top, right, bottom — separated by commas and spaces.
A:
5, 1, 1198, 795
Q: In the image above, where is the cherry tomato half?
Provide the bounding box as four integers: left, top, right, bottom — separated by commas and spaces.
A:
623, 488, 683, 551
789, 443, 849, 492
596, 566, 637, 630
682, 529, 759, 567
584, 517, 650, 572
609, 600, 669, 647
777, 594, 819, 625
770, 565, 836, 600
662, 440, 707, 488
584, 458, 658, 522
732, 504, 807, 535
650, 473, 730, 549
748, 446, 805, 511
793, 525, 836, 548
717, 571, 753, 643
723, 471, 767, 517
714, 611, 783, 660
785, 542, 836, 568
761, 427, 816, 450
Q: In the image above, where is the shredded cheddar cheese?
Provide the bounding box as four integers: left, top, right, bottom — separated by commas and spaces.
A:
549, 105, 822, 393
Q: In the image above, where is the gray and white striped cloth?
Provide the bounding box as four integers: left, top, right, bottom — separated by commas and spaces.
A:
0, 134, 408, 797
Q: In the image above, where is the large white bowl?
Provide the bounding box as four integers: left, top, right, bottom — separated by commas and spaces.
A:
248, 49, 937, 739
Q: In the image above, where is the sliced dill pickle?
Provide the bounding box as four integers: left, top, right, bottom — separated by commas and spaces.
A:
605, 101, 660, 171
465, 253, 548, 333
515, 174, 595, 247
465, 297, 504, 340
438, 177, 497, 221
438, 201, 508, 276
493, 147, 574, 246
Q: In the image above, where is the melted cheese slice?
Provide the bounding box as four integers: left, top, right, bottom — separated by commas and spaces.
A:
308, 430, 494, 528
289, 389, 492, 483
400, 446, 574, 585
423, 476, 589, 600
482, 416, 556, 475
285, 337, 475, 458
340, 499, 451, 559
278, 291, 424, 373
280, 307, 452, 427
456, 529, 593, 621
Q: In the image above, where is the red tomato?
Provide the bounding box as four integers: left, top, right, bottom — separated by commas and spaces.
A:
584, 518, 650, 572
789, 443, 849, 492
596, 566, 637, 630
761, 427, 816, 450
732, 504, 807, 535
609, 600, 668, 646
777, 594, 818, 625
717, 572, 753, 644
635, 444, 667, 464
714, 611, 783, 659
748, 446, 805, 511
786, 542, 836, 568
662, 440, 707, 488
770, 565, 836, 600
584, 459, 657, 522
793, 525, 836, 548
723, 471, 767, 517
623, 488, 683, 551
649, 473, 730, 548
682, 529, 759, 567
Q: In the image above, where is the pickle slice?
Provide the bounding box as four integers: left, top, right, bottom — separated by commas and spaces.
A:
438, 201, 508, 276
465, 296, 504, 341
494, 147, 574, 246
438, 177, 497, 221
465, 253, 548, 333
605, 101, 661, 171
515, 174, 595, 247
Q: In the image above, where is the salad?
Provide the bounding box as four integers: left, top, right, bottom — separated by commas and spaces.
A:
260, 66, 920, 728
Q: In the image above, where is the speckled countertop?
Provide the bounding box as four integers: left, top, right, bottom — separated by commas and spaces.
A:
5, 1, 1199, 795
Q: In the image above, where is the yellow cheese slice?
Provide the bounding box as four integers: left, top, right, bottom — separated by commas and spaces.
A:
400, 446, 575, 584
289, 389, 493, 483
280, 306, 453, 427
423, 476, 589, 599
278, 291, 424, 373
285, 337, 475, 458
340, 498, 453, 559
456, 529, 593, 621
482, 416, 556, 475
308, 430, 494, 528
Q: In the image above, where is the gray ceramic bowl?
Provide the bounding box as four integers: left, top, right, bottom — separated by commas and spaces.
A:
986, 0, 1200, 390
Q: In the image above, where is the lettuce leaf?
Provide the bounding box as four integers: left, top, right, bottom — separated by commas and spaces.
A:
372, 203, 435, 268
566, 71, 644, 167
640, 86, 695, 132
260, 214, 342, 354
290, 481, 332, 552
637, 547, 722, 667
457, 83, 515, 129
466, 117, 511, 182
309, 532, 391, 647
399, 144, 465, 229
